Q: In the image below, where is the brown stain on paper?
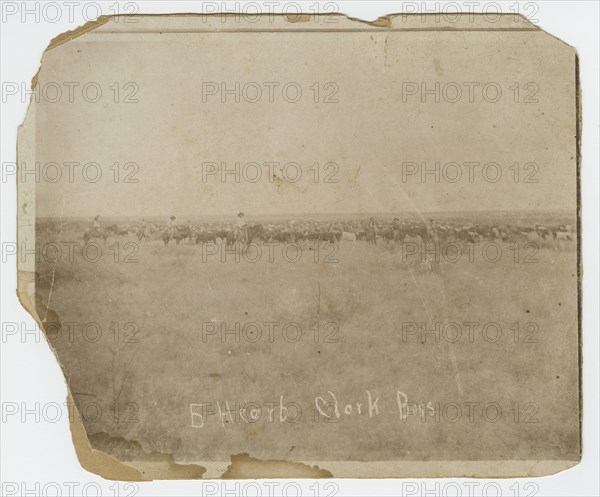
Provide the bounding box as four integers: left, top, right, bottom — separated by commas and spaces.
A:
221, 453, 333, 479
18, 13, 353, 481
284, 13, 312, 23
17, 270, 207, 481
68, 392, 146, 481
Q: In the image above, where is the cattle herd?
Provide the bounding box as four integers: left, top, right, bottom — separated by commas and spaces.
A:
81, 217, 575, 247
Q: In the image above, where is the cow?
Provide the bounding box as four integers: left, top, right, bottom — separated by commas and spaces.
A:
307, 231, 341, 244
450, 228, 478, 244
236, 224, 267, 246
173, 226, 193, 244
341, 231, 357, 246
195, 231, 217, 245
534, 225, 552, 240
161, 224, 190, 246
83, 228, 109, 244
106, 224, 128, 237
216, 230, 236, 248
553, 230, 573, 242
269, 230, 295, 244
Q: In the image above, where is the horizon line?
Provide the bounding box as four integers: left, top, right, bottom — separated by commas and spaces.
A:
37, 208, 575, 219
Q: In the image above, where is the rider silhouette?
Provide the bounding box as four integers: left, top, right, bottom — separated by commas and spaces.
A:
426, 218, 439, 243
167, 216, 177, 238
139, 218, 147, 238
235, 212, 248, 244
92, 215, 101, 236
392, 217, 401, 240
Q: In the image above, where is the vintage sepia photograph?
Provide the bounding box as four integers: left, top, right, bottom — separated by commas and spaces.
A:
9, 6, 587, 486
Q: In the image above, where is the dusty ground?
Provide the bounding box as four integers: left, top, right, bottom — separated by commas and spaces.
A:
34, 218, 579, 463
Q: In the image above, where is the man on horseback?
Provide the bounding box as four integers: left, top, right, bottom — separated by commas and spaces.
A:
424, 218, 441, 272
367, 217, 377, 245
92, 215, 102, 237
167, 216, 177, 237
162, 216, 177, 246
83, 214, 108, 243
235, 212, 248, 245
426, 218, 439, 243
392, 217, 401, 242
138, 218, 148, 242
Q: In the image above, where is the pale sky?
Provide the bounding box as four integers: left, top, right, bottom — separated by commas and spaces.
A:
31, 25, 577, 218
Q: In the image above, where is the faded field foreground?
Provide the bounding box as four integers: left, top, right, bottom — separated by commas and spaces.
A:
33, 219, 579, 464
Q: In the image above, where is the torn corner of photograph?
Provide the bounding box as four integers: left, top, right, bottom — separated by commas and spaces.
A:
16, 13, 581, 480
